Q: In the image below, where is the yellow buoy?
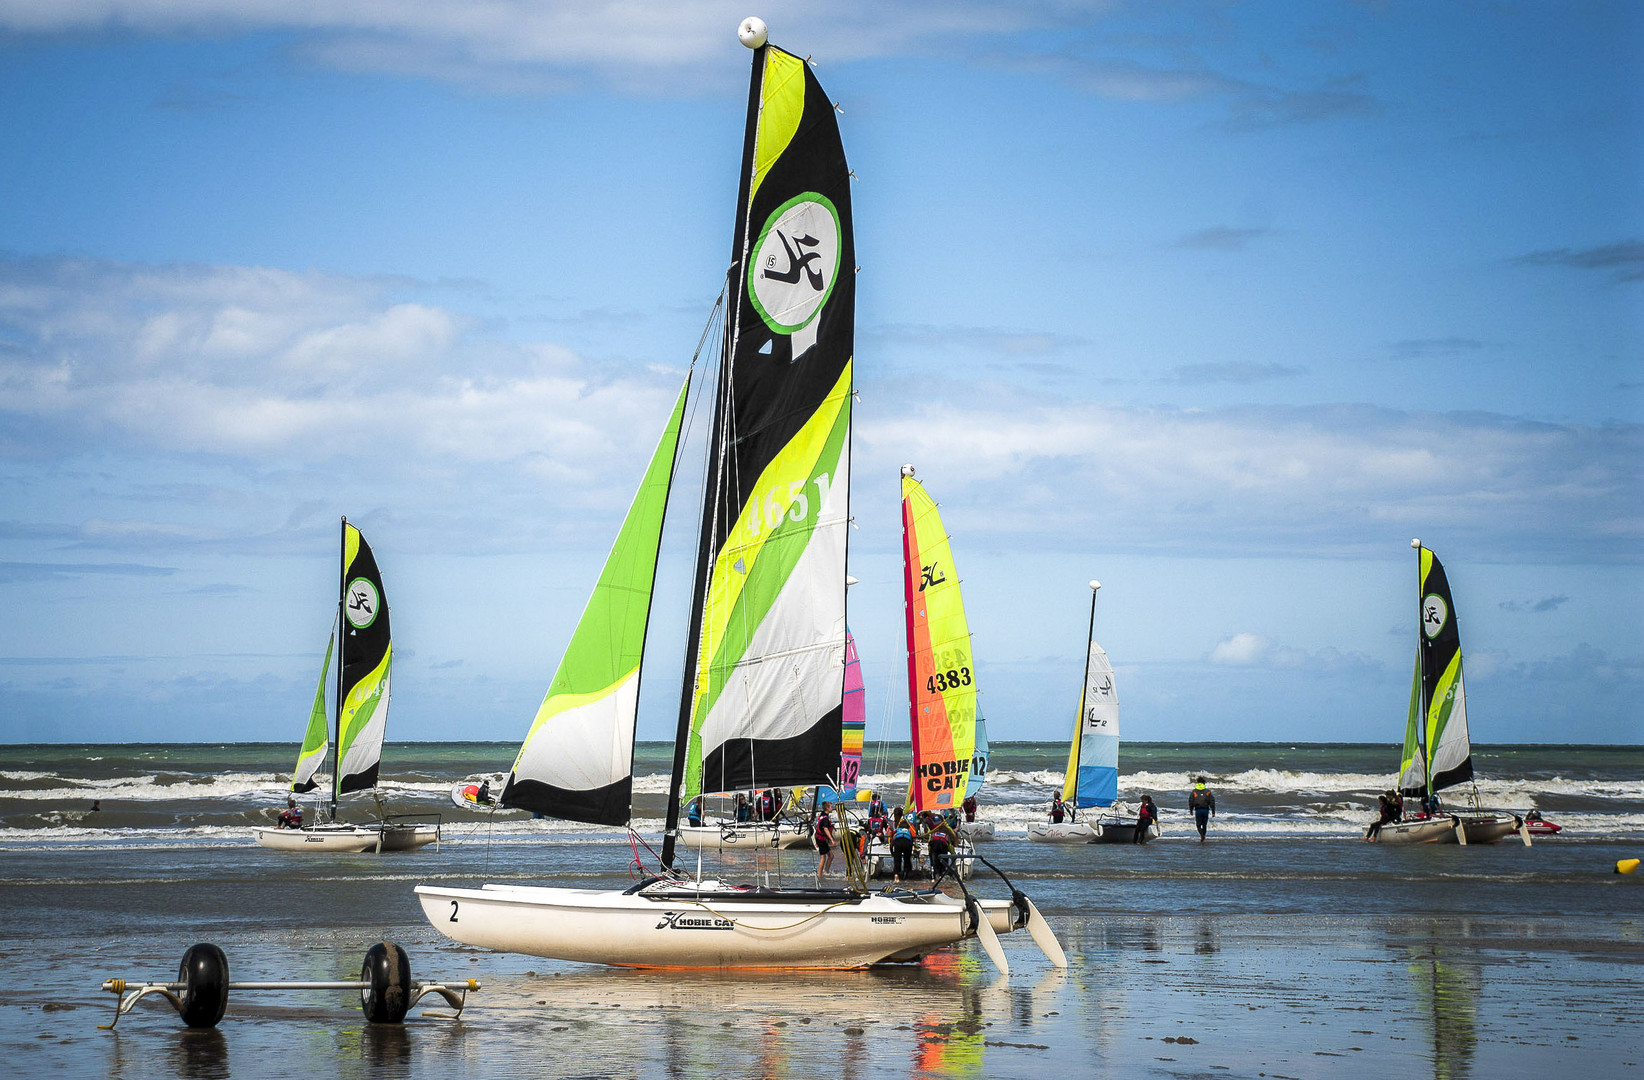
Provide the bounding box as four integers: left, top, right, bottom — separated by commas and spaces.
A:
1617, 858, 1640, 875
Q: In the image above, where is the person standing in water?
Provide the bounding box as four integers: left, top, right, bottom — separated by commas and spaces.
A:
1188, 777, 1216, 841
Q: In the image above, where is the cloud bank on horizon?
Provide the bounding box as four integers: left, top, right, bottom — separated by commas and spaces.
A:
0, 1, 1638, 745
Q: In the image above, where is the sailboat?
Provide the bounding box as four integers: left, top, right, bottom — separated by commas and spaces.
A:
1370, 540, 1526, 846
957, 717, 994, 841
414, 19, 1065, 972
1028, 581, 1143, 843
252, 518, 440, 853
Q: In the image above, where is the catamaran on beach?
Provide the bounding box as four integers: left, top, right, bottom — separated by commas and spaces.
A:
414, 18, 1064, 972
252, 518, 440, 853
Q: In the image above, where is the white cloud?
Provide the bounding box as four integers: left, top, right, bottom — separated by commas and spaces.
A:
0, 255, 677, 474
1210, 631, 1273, 665
856, 390, 1642, 560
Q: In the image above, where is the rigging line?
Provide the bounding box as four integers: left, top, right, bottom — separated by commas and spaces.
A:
668, 897, 855, 932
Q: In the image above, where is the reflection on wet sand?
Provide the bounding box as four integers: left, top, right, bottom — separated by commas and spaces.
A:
1406, 945, 1481, 1080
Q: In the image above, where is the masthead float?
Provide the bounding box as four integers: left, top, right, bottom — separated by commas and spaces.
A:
413, 18, 1065, 972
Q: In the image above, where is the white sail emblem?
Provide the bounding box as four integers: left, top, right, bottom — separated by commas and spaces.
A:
1421, 594, 1448, 639
748, 192, 840, 357
345, 577, 380, 629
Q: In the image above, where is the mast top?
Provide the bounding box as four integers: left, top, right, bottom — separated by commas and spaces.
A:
738, 16, 768, 48
1089, 580, 1101, 592
1410, 538, 1422, 549
900, 464, 916, 478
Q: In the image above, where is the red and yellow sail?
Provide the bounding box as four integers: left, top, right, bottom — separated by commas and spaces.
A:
901, 468, 978, 812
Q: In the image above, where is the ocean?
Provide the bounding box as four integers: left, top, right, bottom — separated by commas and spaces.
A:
2, 741, 1639, 1078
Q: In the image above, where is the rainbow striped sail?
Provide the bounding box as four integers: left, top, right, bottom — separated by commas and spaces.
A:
900, 467, 978, 812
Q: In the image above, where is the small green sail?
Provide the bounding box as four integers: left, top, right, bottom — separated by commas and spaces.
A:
291, 631, 333, 793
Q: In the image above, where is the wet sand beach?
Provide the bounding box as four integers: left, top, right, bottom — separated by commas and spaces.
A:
2, 834, 1639, 1079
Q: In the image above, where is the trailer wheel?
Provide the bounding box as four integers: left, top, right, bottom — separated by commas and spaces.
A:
176, 943, 230, 1028
360, 941, 412, 1024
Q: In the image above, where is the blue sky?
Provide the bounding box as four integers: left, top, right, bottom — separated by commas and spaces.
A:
0, 1, 1638, 748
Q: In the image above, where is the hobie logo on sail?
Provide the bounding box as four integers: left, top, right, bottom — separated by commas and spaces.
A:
749, 192, 840, 346
1422, 594, 1448, 639
345, 578, 380, 629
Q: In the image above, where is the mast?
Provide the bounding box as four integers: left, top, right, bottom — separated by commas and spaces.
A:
662, 44, 765, 871
1414, 539, 1431, 802
332, 514, 346, 821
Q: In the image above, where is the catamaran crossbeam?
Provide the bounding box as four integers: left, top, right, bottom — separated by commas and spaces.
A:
98, 942, 477, 1029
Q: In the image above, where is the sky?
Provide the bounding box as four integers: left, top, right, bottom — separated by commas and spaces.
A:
0, 1, 1638, 749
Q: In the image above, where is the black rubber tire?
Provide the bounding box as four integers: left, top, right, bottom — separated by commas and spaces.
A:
176, 943, 230, 1028
359, 941, 412, 1024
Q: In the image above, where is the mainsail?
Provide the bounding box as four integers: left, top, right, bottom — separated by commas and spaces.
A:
1399, 542, 1474, 797
290, 628, 333, 793
676, 40, 854, 811
1062, 641, 1119, 808
335, 520, 391, 797
501, 379, 691, 825
901, 468, 978, 813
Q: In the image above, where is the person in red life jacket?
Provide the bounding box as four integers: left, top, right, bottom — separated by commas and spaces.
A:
1050, 793, 1067, 824
962, 794, 979, 823
814, 802, 837, 881
1134, 794, 1157, 843
756, 789, 774, 821
868, 792, 887, 820
277, 797, 304, 829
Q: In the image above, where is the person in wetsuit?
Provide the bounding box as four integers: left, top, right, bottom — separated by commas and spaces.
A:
814, 802, 837, 880
890, 816, 916, 883
1188, 778, 1216, 841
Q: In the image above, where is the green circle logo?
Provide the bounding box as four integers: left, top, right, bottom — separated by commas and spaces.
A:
748, 192, 841, 337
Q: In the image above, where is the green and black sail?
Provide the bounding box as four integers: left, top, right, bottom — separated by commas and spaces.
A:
336, 519, 392, 797
676, 41, 854, 806
1399, 541, 1473, 797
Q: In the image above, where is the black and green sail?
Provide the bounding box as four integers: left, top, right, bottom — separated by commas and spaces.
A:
500, 378, 691, 825
671, 40, 854, 819
336, 520, 392, 798
1398, 541, 1473, 797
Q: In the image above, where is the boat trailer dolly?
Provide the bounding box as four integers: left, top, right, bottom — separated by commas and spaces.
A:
99, 941, 478, 1029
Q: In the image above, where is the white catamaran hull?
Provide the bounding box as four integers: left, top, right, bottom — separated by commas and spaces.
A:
861, 840, 974, 881
1452, 811, 1523, 845
415, 883, 1013, 969
1026, 822, 1098, 843
1369, 816, 1459, 845
957, 821, 995, 841
252, 823, 439, 853
678, 822, 813, 851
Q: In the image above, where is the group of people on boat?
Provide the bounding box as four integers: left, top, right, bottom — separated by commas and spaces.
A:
809, 793, 964, 884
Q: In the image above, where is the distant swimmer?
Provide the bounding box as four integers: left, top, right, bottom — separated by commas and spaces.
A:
277, 797, 304, 829
89, 799, 100, 813
1188, 778, 1216, 841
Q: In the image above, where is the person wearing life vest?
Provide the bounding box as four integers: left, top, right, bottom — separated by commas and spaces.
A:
1134, 794, 1158, 843
1050, 793, 1067, 824
686, 796, 703, 827
756, 789, 774, 821
1188, 778, 1216, 841
962, 794, 979, 823
814, 802, 837, 881
277, 797, 304, 829
868, 792, 887, 820
890, 816, 916, 883
927, 821, 955, 880
734, 793, 751, 823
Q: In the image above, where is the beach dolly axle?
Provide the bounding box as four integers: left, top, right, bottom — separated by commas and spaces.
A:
99, 941, 479, 1030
